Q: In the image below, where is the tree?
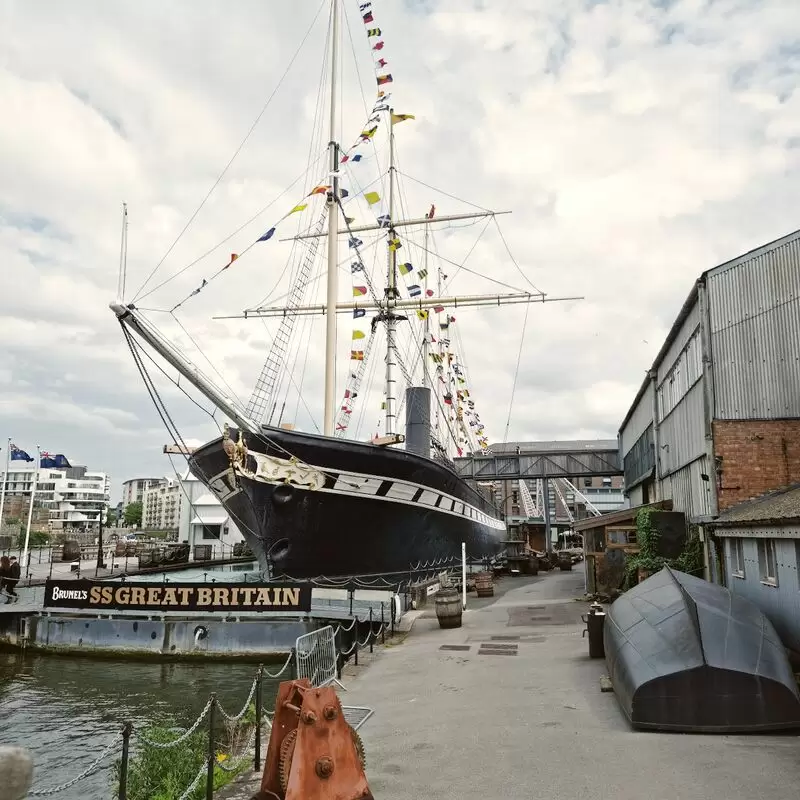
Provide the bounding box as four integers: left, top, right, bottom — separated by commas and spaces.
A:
123, 501, 143, 527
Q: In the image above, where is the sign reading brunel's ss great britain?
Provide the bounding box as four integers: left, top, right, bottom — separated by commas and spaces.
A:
44, 580, 312, 613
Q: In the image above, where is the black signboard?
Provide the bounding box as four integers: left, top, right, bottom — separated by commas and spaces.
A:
43, 579, 312, 613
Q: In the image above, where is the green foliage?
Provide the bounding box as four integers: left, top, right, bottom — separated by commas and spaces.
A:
124, 501, 143, 527
624, 509, 705, 590
116, 726, 206, 800
16, 530, 49, 548
114, 704, 258, 800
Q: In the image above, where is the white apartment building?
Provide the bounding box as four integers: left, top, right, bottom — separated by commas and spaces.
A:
0, 462, 109, 532
177, 469, 245, 557
121, 477, 165, 507
142, 479, 181, 531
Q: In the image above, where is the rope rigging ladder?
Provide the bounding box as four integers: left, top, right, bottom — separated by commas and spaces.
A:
246, 211, 328, 427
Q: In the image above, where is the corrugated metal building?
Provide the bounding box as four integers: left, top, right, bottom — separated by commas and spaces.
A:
619, 228, 800, 516
617, 228, 800, 644
709, 484, 800, 661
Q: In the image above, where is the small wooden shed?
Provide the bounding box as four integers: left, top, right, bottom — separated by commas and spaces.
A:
574, 501, 679, 596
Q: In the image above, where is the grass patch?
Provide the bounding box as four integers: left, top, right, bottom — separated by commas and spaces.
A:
114, 703, 258, 799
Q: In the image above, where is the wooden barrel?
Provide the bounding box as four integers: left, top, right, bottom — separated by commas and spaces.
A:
435, 587, 462, 629
61, 540, 81, 562
558, 557, 573, 572
474, 572, 494, 598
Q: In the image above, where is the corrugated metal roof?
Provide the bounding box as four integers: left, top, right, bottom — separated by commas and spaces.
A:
711, 483, 800, 527
706, 227, 800, 280
618, 227, 800, 435
490, 439, 618, 453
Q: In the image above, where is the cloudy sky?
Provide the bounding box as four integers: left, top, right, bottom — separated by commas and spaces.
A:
2, 0, 800, 500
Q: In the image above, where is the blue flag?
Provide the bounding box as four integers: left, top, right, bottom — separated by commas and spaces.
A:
10, 444, 33, 462
40, 453, 71, 469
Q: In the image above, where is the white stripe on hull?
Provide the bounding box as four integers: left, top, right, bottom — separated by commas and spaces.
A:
206, 450, 505, 532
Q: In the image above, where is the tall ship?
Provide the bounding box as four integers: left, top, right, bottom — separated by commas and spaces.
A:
110, 0, 578, 579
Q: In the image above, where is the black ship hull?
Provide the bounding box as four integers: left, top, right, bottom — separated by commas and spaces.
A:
188, 426, 505, 579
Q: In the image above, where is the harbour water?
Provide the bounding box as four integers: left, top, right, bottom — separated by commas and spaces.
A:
0, 650, 281, 799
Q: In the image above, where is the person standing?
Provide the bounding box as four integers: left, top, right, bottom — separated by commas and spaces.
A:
0, 555, 9, 602
5, 555, 20, 603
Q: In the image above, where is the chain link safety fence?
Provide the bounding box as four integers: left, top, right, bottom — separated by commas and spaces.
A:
21, 656, 291, 800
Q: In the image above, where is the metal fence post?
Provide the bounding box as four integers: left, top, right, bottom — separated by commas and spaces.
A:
119, 721, 132, 800
254, 665, 263, 772
369, 608, 374, 654
206, 694, 216, 800
354, 636, 359, 666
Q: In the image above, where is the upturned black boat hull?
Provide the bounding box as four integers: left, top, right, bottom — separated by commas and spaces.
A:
188, 426, 505, 579
605, 566, 800, 732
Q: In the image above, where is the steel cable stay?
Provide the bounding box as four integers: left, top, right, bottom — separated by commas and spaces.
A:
132, 0, 329, 303
247, 12, 334, 426
121, 311, 387, 506
503, 299, 531, 445
122, 325, 273, 546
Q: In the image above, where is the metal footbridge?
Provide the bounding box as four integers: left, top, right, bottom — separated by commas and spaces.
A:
453, 440, 623, 481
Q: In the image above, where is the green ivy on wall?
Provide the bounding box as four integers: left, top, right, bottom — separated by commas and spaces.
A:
624, 509, 705, 589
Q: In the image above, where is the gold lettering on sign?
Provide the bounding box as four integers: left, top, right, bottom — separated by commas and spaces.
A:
162, 588, 179, 606
241, 587, 256, 606
196, 587, 213, 606
255, 588, 272, 606
130, 588, 146, 606
229, 587, 240, 606
177, 588, 192, 605
282, 587, 300, 607
146, 588, 162, 606
212, 588, 230, 607
90, 587, 102, 603
101, 586, 113, 604
116, 587, 131, 604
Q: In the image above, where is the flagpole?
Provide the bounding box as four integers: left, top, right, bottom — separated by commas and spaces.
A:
0, 438, 10, 532
22, 445, 40, 569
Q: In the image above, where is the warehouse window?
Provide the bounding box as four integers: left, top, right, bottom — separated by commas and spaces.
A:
730, 539, 745, 579
757, 539, 778, 587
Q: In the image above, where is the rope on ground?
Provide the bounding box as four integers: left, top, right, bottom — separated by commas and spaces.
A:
27, 732, 122, 796
136, 697, 214, 749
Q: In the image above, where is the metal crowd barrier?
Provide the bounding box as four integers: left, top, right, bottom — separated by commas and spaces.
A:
295, 625, 345, 690
295, 625, 374, 731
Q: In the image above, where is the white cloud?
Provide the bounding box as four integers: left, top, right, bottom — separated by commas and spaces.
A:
3, 0, 800, 498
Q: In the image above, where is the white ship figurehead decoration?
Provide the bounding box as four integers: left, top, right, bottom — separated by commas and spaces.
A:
235, 449, 326, 492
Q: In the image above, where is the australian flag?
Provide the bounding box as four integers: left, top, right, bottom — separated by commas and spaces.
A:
40, 452, 71, 469
10, 443, 34, 462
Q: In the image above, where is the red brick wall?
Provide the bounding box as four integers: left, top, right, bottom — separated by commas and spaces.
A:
713, 419, 800, 510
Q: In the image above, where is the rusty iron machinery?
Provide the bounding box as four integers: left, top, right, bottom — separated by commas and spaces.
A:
251, 678, 373, 800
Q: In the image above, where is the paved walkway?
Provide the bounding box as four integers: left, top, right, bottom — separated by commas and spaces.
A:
223, 569, 800, 799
